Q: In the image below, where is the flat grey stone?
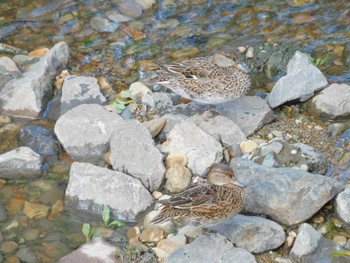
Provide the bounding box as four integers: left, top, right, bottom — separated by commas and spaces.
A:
166, 233, 256, 263
208, 215, 285, 253
0, 147, 43, 179
267, 51, 328, 108
90, 16, 118, 33
160, 119, 223, 177
213, 96, 276, 136
290, 223, 347, 263
0, 56, 20, 73
0, 203, 7, 222
55, 104, 122, 163
190, 111, 246, 147
59, 237, 117, 263
65, 162, 153, 222
230, 158, 344, 226
60, 75, 106, 115
109, 120, 165, 192
307, 83, 350, 120
0, 42, 69, 119
335, 185, 350, 225
16, 247, 37, 263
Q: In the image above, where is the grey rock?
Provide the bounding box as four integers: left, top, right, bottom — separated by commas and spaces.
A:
109, 120, 165, 192
90, 16, 118, 33
0, 203, 7, 222
117, 0, 143, 18
160, 113, 187, 134
55, 104, 122, 163
16, 247, 37, 263
213, 96, 276, 136
142, 92, 173, 111
65, 162, 153, 222
0, 147, 43, 179
293, 142, 328, 174
335, 185, 350, 225
59, 237, 117, 263
0, 42, 69, 119
250, 138, 307, 169
166, 233, 256, 263
107, 11, 133, 23
230, 158, 344, 225
190, 111, 246, 147
0, 56, 20, 73
290, 223, 348, 263
18, 125, 59, 158
60, 75, 106, 115
208, 215, 285, 253
267, 51, 328, 108
307, 83, 350, 120
160, 119, 223, 177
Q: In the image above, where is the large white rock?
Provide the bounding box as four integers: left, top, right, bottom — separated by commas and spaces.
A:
55, 104, 122, 163
0, 147, 43, 179
290, 223, 345, 262
307, 83, 350, 119
109, 119, 165, 192
60, 75, 106, 115
65, 162, 153, 221
160, 119, 223, 177
190, 111, 246, 147
335, 185, 350, 225
230, 158, 344, 226
167, 233, 256, 263
267, 51, 328, 108
0, 42, 69, 118
208, 215, 285, 253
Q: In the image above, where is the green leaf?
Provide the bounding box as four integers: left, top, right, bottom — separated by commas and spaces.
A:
82, 223, 91, 242
319, 54, 329, 66
109, 220, 126, 228
331, 251, 350, 258
121, 90, 137, 102
116, 104, 126, 110
102, 206, 110, 227
115, 98, 128, 105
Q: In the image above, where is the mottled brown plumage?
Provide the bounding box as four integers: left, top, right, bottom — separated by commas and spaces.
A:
151, 163, 246, 226
148, 46, 251, 104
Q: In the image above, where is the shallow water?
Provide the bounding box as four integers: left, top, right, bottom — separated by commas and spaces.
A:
0, 0, 350, 261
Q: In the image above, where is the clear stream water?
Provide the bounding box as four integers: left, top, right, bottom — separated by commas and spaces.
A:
0, 0, 350, 262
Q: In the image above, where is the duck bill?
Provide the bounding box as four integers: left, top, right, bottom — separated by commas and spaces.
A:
233, 179, 247, 188
236, 63, 251, 74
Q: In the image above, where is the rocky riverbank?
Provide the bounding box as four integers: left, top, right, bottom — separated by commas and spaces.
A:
1, 41, 350, 263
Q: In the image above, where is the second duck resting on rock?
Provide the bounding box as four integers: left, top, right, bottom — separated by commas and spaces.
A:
151, 163, 246, 226
147, 46, 251, 104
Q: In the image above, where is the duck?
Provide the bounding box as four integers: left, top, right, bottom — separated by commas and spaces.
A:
146, 46, 251, 104
151, 163, 246, 226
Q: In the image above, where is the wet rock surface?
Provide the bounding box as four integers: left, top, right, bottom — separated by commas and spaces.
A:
55, 104, 122, 163
109, 119, 165, 192
267, 51, 328, 108
208, 215, 285, 254
230, 158, 344, 225
0, 42, 69, 118
65, 162, 153, 221
166, 233, 256, 263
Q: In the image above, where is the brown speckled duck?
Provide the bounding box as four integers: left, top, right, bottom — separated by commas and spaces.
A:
147, 46, 251, 104
151, 163, 246, 226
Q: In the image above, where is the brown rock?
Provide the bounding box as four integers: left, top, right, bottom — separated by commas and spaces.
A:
291, 13, 316, 24
139, 226, 165, 243
165, 165, 191, 193
4, 256, 20, 263
49, 200, 64, 220
240, 140, 258, 154
143, 118, 166, 138
166, 153, 187, 168
156, 235, 186, 254
171, 47, 199, 60
1, 240, 19, 254
28, 48, 50, 57
127, 227, 141, 240
23, 201, 49, 219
